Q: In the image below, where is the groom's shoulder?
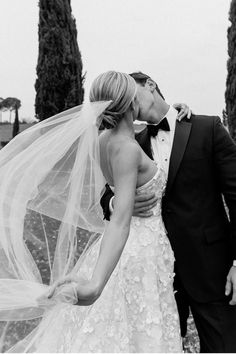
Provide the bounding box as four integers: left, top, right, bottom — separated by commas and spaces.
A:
190, 113, 220, 123
190, 113, 221, 129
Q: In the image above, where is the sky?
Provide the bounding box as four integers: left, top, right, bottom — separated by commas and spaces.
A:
0, 0, 232, 121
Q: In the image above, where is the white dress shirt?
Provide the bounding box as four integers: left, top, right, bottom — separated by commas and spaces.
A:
150, 105, 178, 178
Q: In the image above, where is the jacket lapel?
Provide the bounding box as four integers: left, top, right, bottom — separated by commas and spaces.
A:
166, 120, 192, 195
135, 127, 153, 160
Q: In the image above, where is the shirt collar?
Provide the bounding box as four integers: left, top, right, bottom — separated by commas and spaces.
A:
162, 105, 178, 131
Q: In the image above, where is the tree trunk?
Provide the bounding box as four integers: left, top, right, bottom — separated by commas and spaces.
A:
12, 105, 19, 138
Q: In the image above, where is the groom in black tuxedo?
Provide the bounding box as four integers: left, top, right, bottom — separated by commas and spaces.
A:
101, 72, 236, 353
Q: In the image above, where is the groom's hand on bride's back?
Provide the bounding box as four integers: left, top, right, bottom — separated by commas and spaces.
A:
133, 192, 158, 217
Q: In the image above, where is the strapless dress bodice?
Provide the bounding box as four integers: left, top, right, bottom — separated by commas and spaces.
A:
110, 164, 166, 217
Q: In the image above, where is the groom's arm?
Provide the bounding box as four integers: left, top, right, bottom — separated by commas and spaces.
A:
212, 117, 236, 304
213, 117, 236, 250
101, 183, 159, 220
100, 184, 114, 221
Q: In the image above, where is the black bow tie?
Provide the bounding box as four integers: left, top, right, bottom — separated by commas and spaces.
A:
147, 118, 170, 137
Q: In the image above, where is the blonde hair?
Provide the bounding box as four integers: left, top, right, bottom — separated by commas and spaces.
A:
89, 71, 137, 129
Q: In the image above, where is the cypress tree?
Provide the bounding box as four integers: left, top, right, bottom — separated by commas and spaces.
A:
225, 0, 236, 140
35, 0, 84, 121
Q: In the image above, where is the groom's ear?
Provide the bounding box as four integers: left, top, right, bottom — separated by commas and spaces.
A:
145, 78, 156, 93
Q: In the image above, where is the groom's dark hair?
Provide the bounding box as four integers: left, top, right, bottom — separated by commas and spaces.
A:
129, 71, 165, 100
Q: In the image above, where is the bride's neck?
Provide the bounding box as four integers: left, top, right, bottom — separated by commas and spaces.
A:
113, 113, 135, 139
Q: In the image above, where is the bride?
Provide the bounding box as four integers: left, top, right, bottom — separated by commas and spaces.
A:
0, 71, 184, 352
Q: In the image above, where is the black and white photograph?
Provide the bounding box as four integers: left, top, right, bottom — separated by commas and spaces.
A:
0, 0, 235, 352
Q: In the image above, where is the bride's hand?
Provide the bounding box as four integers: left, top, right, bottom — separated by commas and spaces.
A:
37, 275, 79, 307
47, 275, 101, 306
47, 274, 80, 299
173, 103, 192, 121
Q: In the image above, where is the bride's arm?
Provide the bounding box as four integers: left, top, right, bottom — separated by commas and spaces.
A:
90, 142, 140, 297
46, 142, 140, 305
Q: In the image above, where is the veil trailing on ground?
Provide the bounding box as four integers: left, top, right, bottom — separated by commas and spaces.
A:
0, 101, 111, 351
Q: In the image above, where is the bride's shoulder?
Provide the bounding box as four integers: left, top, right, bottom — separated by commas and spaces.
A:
110, 138, 141, 167
99, 130, 141, 163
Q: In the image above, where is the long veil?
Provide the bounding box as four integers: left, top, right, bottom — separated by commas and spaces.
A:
0, 101, 111, 352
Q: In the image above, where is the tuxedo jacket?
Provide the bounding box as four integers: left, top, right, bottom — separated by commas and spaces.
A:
100, 115, 236, 303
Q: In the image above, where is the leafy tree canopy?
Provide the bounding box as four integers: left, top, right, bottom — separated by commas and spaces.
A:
0, 97, 21, 111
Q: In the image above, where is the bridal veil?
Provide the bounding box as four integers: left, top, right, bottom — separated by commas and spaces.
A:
0, 100, 111, 351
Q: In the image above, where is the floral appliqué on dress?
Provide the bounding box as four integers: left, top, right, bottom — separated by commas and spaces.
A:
35, 166, 182, 353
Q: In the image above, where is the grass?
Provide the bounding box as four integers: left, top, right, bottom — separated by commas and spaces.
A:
183, 314, 200, 353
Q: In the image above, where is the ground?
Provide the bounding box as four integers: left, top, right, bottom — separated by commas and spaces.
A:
183, 315, 200, 353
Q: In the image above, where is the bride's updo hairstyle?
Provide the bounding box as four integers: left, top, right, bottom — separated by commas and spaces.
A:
89, 71, 137, 129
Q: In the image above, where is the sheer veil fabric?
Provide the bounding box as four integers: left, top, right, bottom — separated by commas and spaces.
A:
0, 101, 111, 351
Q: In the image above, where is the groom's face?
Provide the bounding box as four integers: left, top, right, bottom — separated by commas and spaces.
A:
135, 82, 159, 124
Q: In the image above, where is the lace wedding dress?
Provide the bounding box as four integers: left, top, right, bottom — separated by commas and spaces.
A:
32, 165, 182, 353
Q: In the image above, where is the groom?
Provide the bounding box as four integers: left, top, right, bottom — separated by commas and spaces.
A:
101, 72, 236, 353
